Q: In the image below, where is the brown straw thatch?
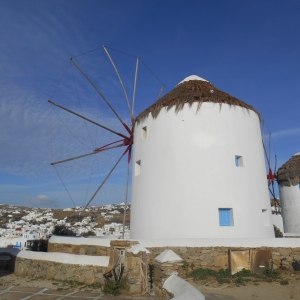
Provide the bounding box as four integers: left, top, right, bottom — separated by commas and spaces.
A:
277, 153, 300, 187
135, 78, 260, 124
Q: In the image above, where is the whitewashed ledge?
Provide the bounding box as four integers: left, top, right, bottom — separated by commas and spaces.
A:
49, 236, 300, 248
49, 235, 111, 246
135, 238, 300, 248
0, 248, 109, 267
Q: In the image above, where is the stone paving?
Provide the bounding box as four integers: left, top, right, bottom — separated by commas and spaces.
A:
0, 285, 237, 300
0, 285, 153, 299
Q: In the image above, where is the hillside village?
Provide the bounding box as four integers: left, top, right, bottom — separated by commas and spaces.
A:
0, 203, 130, 245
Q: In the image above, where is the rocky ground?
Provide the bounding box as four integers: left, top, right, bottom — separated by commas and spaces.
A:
191, 269, 300, 299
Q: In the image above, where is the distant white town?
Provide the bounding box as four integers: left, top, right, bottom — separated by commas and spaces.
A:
0, 203, 130, 250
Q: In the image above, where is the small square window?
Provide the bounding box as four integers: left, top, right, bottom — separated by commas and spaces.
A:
235, 155, 243, 167
135, 160, 141, 176
219, 208, 233, 226
141, 126, 147, 139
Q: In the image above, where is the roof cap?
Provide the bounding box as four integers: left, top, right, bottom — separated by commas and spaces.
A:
177, 75, 209, 85
127, 244, 150, 254
155, 249, 183, 263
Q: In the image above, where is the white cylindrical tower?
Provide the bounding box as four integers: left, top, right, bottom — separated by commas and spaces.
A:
277, 153, 300, 233
131, 76, 274, 239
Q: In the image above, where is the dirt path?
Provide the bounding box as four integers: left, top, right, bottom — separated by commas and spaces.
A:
1, 269, 300, 299
191, 270, 300, 299
0, 269, 102, 293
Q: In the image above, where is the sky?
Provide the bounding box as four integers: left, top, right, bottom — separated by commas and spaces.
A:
0, 0, 299, 208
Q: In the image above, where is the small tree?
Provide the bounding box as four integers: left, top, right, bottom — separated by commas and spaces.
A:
274, 225, 283, 238
53, 225, 76, 236
81, 230, 96, 237
30, 239, 48, 252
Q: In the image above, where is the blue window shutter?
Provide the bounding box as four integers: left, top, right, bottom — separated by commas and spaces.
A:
219, 209, 231, 226
235, 156, 239, 166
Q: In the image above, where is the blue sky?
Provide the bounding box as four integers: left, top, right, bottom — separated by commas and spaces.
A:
0, 0, 299, 208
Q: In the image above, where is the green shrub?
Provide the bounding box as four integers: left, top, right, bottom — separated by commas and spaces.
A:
81, 230, 96, 237
182, 260, 189, 271
190, 268, 217, 280
103, 280, 129, 296
234, 269, 253, 278
235, 276, 246, 286
190, 268, 258, 286
274, 225, 283, 238
280, 279, 289, 285
53, 225, 76, 236
263, 269, 280, 278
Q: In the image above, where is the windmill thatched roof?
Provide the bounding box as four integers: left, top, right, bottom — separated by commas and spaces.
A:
135, 76, 260, 124
277, 153, 300, 187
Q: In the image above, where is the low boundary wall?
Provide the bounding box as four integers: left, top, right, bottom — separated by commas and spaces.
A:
48, 237, 300, 271
2, 237, 300, 296
48, 236, 111, 256
0, 248, 109, 284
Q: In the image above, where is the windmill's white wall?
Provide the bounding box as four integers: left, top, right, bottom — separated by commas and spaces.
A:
279, 185, 300, 233
131, 102, 274, 239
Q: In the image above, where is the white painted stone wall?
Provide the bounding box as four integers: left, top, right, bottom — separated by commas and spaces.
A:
279, 184, 300, 233
272, 214, 284, 234
47, 236, 300, 248
131, 102, 274, 239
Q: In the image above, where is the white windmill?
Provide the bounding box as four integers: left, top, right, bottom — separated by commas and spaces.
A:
130, 75, 275, 239
277, 153, 300, 234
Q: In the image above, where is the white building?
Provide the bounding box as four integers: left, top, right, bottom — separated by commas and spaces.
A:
131, 75, 274, 239
277, 153, 300, 233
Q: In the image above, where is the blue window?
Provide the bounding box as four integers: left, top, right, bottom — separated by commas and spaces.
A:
235, 155, 243, 167
298, 183, 300, 190
219, 208, 233, 226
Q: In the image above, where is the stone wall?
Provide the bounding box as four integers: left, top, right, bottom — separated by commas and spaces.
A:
125, 252, 149, 294
148, 246, 229, 271
146, 246, 300, 271
272, 247, 300, 270
3, 243, 300, 297
48, 242, 110, 256
108, 240, 145, 294
152, 260, 184, 299
48, 241, 300, 271
13, 257, 108, 284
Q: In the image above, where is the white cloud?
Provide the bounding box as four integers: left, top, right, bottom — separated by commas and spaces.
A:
25, 194, 59, 208
270, 127, 300, 139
